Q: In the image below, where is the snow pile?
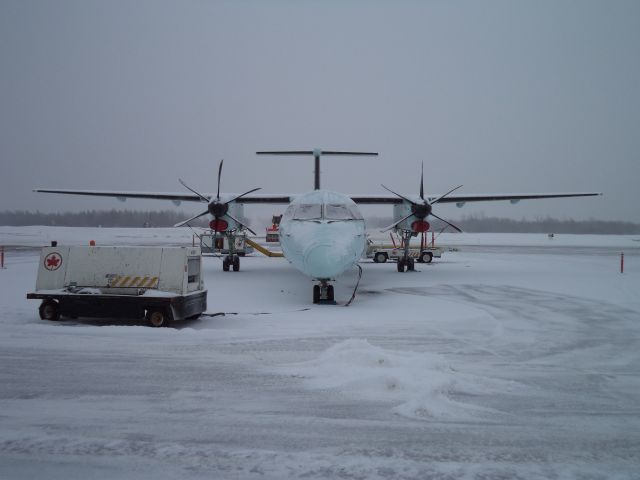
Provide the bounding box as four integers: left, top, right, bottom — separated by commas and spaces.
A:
278, 339, 510, 420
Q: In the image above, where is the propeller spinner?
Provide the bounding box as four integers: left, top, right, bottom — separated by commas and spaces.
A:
381, 163, 463, 233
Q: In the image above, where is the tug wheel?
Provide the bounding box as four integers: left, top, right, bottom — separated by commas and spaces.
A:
374, 252, 387, 263
39, 300, 60, 321
420, 251, 433, 263
147, 308, 170, 328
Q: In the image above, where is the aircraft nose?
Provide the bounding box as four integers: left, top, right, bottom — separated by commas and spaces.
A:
303, 243, 350, 279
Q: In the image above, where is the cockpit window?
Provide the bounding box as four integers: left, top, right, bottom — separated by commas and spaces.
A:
325, 204, 354, 220
347, 204, 364, 220
293, 204, 322, 220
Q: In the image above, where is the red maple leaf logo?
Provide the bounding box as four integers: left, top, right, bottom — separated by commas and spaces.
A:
47, 256, 60, 268
44, 253, 62, 271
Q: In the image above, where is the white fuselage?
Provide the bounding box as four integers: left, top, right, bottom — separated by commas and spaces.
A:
278, 190, 366, 280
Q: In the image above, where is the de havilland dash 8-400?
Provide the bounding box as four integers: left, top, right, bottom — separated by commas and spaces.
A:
35, 149, 601, 304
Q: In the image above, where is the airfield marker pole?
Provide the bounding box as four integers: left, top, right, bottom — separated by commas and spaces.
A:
621, 252, 624, 273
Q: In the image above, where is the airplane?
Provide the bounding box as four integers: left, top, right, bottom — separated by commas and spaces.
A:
34, 149, 601, 304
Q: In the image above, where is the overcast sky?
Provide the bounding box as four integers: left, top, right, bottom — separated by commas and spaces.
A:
1, 0, 639, 222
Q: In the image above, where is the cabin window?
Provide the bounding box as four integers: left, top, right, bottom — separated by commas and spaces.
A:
293, 204, 322, 220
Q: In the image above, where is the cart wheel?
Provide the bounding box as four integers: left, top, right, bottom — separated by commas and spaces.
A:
147, 308, 170, 328
232, 255, 240, 272
39, 300, 60, 321
374, 252, 387, 263
407, 257, 415, 271
420, 251, 433, 263
313, 285, 320, 304
222, 257, 230, 272
397, 259, 406, 272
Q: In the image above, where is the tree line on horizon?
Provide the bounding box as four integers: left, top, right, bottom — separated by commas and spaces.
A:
1, 210, 639, 234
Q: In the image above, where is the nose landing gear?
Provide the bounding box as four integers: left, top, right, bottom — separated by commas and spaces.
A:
313, 280, 336, 304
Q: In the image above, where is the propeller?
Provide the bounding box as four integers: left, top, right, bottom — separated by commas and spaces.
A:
174, 159, 260, 235
381, 162, 463, 233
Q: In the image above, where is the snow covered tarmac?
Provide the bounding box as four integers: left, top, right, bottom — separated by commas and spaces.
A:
1, 227, 639, 479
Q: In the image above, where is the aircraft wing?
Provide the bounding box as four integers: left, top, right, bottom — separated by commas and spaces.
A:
33, 188, 292, 204
351, 192, 602, 205
34, 188, 601, 206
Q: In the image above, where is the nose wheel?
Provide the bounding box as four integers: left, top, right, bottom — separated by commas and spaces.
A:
313, 280, 335, 305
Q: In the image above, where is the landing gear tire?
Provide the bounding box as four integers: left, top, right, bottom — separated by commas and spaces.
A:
313, 285, 320, 304
147, 308, 170, 328
39, 300, 60, 321
397, 259, 406, 272
327, 285, 335, 302
420, 251, 433, 263
222, 256, 230, 272
407, 257, 415, 271
374, 252, 387, 263
232, 255, 240, 272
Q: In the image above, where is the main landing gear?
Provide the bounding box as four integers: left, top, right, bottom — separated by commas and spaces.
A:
397, 229, 416, 273
397, 256, 415, 272
222, 254, 240, 272
219, 231, 241, 272
313, 280, 336, 305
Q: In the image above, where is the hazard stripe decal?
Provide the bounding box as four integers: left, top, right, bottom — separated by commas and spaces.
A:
111, 275, 158, 288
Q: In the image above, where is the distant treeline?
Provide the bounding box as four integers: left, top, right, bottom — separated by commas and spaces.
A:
363, 215, 640, 234
0, 210, 209, 228
454, 215, 640, 234
1, 210, 639, 234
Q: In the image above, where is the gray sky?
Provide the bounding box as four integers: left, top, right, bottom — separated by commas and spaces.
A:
1, 0, 639, 222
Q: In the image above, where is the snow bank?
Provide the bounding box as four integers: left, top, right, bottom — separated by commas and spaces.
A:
277, 339, 514, 421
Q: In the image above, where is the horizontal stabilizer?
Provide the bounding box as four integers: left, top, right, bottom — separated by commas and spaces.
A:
256, 150, 378, 156
256, 149, 378, 190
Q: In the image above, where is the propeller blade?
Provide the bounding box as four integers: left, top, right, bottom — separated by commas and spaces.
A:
420, 162, 424, 201
380, 212, 415, 232
216, 159, 224, 200
430, 212, 463, 233
224, 187, 262, 205
225, 212, 257, 235
178, 178, 209, 203
174, 209, 210, 228
430, 185, 463, 205
381, 184, 418, 205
